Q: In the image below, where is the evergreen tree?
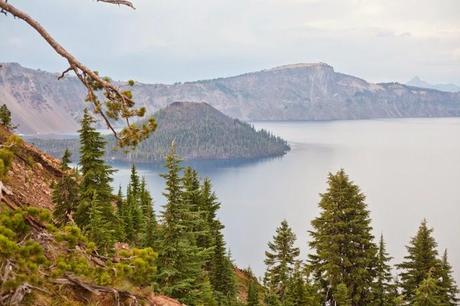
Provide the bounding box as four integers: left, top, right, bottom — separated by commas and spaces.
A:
200, 177, 236, 303
285, 262, 321, 306
156, 146, 214, 305
140, 177, 157, 248
335, 283, 352, 306
264, 220, 300, 303
438, 249, 459, 306
308, 169, 377, 306
247, 270, 260, 306
413, 273, 443, 306
397, 220, 441, 303
0, 104, 16, 130
125, 165, 145, 244
75, 109, 116, 248
86, 191, 115, 254
52, 149, 79, 226
209, 229, 236, 304
372, 234, 396, 306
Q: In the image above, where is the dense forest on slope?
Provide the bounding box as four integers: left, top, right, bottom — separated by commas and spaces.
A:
2, 62, 460, 133
27, 102, 290, 161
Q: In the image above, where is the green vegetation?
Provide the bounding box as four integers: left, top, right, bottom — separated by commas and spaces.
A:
28, 102, 290, 162
1, 105, 458, 306
0, 104, 16, 130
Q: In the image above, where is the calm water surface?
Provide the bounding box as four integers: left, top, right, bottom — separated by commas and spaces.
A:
111, 118, 460, 280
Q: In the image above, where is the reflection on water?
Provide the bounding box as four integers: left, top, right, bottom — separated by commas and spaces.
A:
111, 118, 460, 280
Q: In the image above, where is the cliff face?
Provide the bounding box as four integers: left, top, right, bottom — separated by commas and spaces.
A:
0, 63, 83, 133
2, 62, 460, 134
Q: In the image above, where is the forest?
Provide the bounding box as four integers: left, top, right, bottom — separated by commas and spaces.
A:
27, 102, 290, 162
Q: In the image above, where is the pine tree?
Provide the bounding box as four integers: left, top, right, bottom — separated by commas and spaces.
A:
284, 262, 321, 306
413, 273, 443, 306
438, 250, 459, 306
246, 269, 260, 306
52, 149, 79, 226
140, 177, 157, 248
75, 109, 116, 248
264, 220, 300, 303
125, 165, 145, 244
372, 234, 396, 306
335, 283, 352, 306
0, 104, 16, 130
199, 177, 236, 303
156, 146, 214, 304
308, 169, 377, 306
86, 191, 115, 254
397, 220, 441, 303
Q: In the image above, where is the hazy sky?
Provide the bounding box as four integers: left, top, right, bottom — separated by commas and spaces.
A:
1, 0, 459, 84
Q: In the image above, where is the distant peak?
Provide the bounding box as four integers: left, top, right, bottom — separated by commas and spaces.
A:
267, 62, 333, 72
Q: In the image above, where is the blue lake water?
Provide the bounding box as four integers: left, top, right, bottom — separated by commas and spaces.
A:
111, 118, 460, 280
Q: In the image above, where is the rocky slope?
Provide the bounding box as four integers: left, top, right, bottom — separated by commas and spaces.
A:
2, 62, 460, 134
28, 102, 290, 161
0, 126, 183, 306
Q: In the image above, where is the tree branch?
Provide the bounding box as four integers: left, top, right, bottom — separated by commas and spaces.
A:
97, 0, 135, 9
0, 0, 156, 147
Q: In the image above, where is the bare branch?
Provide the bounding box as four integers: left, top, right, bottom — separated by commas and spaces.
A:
0, 0, 156, 147
58, 67, 73, 80
96, 0, 136, 9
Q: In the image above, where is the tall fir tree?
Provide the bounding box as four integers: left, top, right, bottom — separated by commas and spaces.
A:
308, 169, 377, 306
284, 262, 321, 306
264, 220, 300, 304
125, 165, 145, 244
52, 149, 80, 226
372, 234, 396, 306
140, 177, 157, 248
246, 269, 260, 306
413, 273, 443, 306
156, 146, 214, 305
199, 178, 236, 303
75, 109, 116, 249
438, 249, 459, 306
397, 220, 441, 303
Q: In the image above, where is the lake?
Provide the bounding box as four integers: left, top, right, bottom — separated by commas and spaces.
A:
111, 118, 460, 280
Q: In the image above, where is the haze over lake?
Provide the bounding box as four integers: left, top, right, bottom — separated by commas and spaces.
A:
111, 118, 460, 280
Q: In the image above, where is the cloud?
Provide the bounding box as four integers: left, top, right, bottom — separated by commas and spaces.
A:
0, 0, 459, 84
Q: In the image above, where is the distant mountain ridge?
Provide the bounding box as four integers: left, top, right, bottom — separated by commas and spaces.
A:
28, 102, 290, 161
406, 76, 460, 93
1, 62, 460, 134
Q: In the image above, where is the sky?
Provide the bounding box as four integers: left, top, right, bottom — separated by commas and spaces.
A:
1, 0, 460, 85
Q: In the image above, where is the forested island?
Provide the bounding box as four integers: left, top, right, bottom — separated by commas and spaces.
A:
27, 102, 290, 162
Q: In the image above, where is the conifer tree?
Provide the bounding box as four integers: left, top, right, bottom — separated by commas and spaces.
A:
156, 146, 214, 304
0, 104, 15, 130
413, 273, 443, 306
125, 165, 145, 244
199, 177, 237, 303
308, 169, 377, 305
247, 271, 260, 306
438, 250, 459, 306
75, 109, 116, 246
397, 220, 441, 303
86, 191, 115, 254
372, 234, 396, 306
264, 220, 300, 303
335, 283, 352, 306
52, 149, 79, 226
140, 177, 157, 248
284, 262, 321, 306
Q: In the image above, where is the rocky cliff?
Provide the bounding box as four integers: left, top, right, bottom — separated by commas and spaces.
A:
2, 62, 460, 134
